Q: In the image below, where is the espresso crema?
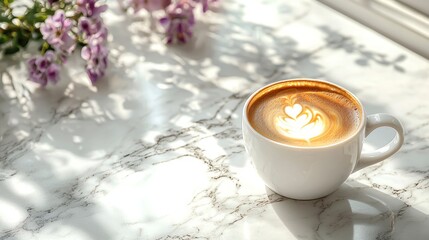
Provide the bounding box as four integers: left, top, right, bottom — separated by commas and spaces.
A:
247, 80, 362, 147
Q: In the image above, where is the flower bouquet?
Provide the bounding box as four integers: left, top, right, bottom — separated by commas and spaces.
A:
0, 0, 108, 86
0, 0, 217, 87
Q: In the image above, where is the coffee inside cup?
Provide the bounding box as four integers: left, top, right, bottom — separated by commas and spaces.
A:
246, 79, 363, 147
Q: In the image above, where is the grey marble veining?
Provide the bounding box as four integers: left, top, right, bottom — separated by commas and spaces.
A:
1, 0, 429, 239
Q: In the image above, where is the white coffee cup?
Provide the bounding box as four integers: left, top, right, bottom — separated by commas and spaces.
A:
242, 79, 404, 200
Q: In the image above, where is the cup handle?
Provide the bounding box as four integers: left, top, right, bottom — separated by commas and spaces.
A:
353, 113, 404, 172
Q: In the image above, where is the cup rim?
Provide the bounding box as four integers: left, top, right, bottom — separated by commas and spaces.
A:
243, 78, 367, 149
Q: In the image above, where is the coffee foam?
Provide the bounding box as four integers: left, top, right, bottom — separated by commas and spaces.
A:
247, 80, 362, 147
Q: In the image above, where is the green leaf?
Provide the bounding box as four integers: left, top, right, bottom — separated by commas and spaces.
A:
16, 30, 29, 48
45, 9, 55, 15
33, 13, 47, 23
33, 31, 43, 40
0, 14, 11, 23
0, 35, 9, 45
5, 0, 15, 5
3, 45, 19, 55
23, 1, 42, 25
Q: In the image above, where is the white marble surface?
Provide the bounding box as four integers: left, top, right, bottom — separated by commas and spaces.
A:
1, 0, 429, 239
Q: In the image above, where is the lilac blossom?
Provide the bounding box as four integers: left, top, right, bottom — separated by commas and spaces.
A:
81, 40, 108, 84
78, 17, 108, 42
40, 10, 76, 55
24, 0, 110, 86
77, 0, 108, 18
160, 2, 195, 43
127, 0, 171, 12
27, 51, 60, 86
77, 0, 108, 84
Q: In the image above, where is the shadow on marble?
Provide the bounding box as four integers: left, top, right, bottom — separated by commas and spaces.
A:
318, 26, 407, 73
106, 0, 326, 95
0, 55, 141, 239
0, 1, 424, 239
268, 180, 429, 240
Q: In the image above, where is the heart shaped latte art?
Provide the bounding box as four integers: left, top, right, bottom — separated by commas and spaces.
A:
276, 102, 326, 142
285, 104, 303, 119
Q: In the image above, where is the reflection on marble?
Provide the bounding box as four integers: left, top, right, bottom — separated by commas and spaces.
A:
0, 0, 429, 239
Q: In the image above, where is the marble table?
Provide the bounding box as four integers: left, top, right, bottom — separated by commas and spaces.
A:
1, 0, 429, 239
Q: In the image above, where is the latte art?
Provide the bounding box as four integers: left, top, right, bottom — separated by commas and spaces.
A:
247, 80, 362, 147
276, 102, 325, 142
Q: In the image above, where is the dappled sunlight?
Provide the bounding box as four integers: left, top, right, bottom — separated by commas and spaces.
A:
0, 175, 49, 228
0, 198, 27, 231
0, 0, 427, 238
99, 159, 209, 222
102, 0, 331, 103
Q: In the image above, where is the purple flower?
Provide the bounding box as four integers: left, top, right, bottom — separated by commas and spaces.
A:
78, 17, 108, 43
77, 2, 108, 84
27, 51, 60, 86
160, 2, 195, 43
81, 40, 108, 84
77, 0, 108, 18
127, 0, 171, 12
40, 10, 76, 55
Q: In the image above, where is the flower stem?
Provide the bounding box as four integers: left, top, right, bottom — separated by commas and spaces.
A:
41, 41, 49, 54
